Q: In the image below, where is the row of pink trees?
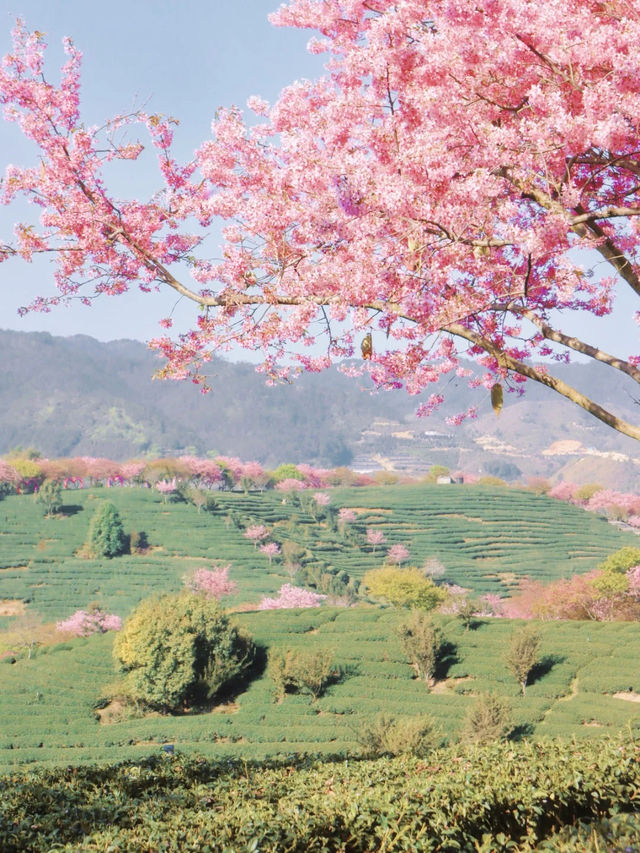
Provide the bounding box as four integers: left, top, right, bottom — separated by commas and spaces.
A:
547, 481, 640, 524
0, 454, 378, 493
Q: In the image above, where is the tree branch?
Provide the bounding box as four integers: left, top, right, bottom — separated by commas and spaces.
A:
444, 322, 640, 441
516, 309, 640, 384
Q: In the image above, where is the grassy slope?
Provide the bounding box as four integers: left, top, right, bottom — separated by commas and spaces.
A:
1, 609, 639, 772
0, 483, 635, 627
0, 484, 639, 772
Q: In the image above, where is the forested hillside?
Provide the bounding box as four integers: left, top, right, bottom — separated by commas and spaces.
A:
2, 329, 640, 487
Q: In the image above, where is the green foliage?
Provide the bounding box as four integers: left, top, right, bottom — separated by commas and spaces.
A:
270, 463, 304, 483
590, 570, 629, 596
88, 501, 127, 558
0, 736, 639, 851
364, 566, 445, 610
113, 593, 255, 711
295, 562, 359, 602
268, 647, 339, 700
128, 530, 148, 553
478, 475, 508, 487
462, 693, 513, 745
10, 457, 43, 491
506, 625, 541, 695
281, 539, 308, 569
356, 713, 439, 757
397, 610, 443, 685
597, 545, 640, 574
34, 479, 63, 517
574, 483, 603, 502
185, 486, 217, 514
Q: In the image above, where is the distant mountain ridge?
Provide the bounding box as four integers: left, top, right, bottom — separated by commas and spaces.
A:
1, 328, 639, 487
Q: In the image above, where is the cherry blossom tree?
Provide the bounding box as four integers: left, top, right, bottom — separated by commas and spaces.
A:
366, 528, 386, 554
258, 583, 326, 610
0, 459, 20, 493
155, 478, 177, 503
56, 608, 122, 637
259, 541, 281, 566
184, 565, 237, 600
3, 5, 640, 436
338, 507, 356, 524
386, 543, 410, 566
243, 524, 269, 548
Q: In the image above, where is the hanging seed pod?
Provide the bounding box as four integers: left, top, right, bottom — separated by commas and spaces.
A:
491, 382, 503, 415
361, 332, 373, 360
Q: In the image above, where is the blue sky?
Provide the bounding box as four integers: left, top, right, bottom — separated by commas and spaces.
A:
0, 0, 637, 366
0, 0, 323, 345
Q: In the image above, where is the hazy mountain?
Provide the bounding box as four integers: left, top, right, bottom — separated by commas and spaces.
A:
1, 328, 639, 487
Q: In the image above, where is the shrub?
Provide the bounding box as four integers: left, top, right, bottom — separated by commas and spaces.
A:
462, 693, 513, 745
506, 625, 541, 695
35, 479, 63, 517
598, 546, 640, 574
128, 530, 148, 553
113, 592, 254, 712
88, 501, 127, 558
397, 610, 443, 686
356, 713, 439, 757
573, 482, 603, 502
268, 647, 338, 700
363, 566, 446, 610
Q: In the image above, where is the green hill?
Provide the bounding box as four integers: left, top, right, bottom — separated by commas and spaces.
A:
0, 483, 639, 775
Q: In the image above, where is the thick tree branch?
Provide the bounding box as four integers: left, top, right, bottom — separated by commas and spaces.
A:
511, 309, 640, 383
445, 322, 640, 441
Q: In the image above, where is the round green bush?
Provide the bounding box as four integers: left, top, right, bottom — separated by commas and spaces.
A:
113, 592, 255, 711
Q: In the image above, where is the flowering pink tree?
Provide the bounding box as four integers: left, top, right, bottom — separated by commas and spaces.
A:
0, 460, 20, 491
243, 524, 269, 549
366, 528, 386, 555
548, 482, 579, 503
56, 608, 122, 637
338, 507, 356, 524
586, 489, 640, 519
239, 461, 267, 493
259, 541, 281, 566
258, 584, 326, 610
297, 464, 330, 488
184, 565, 237, 599
337, 507, 357, 533
155, 478, 177, 503
386, 543, 410, 566
120, 461, 146, 484
275, 478, 307, 493
3, 8, 640, 438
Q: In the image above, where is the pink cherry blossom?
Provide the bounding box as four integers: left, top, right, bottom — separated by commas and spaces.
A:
366, 528, 387, 555
56, 609, 122, 637
258, 583, 326, 610
2, 9, 640, 438
184, 565, 237, 599
338, 507, 357, 524
386, 543, 410, 566
243, 524, 269, 547
275, 478, 307, 492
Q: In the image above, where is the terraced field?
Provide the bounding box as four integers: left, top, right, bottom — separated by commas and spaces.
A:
1, 483, 639, 772
0, 484, 635, 630
0, 609, 639, 773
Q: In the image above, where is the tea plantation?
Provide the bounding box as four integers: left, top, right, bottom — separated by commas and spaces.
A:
1, 484, 639, 848
0, 483, 635, 628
